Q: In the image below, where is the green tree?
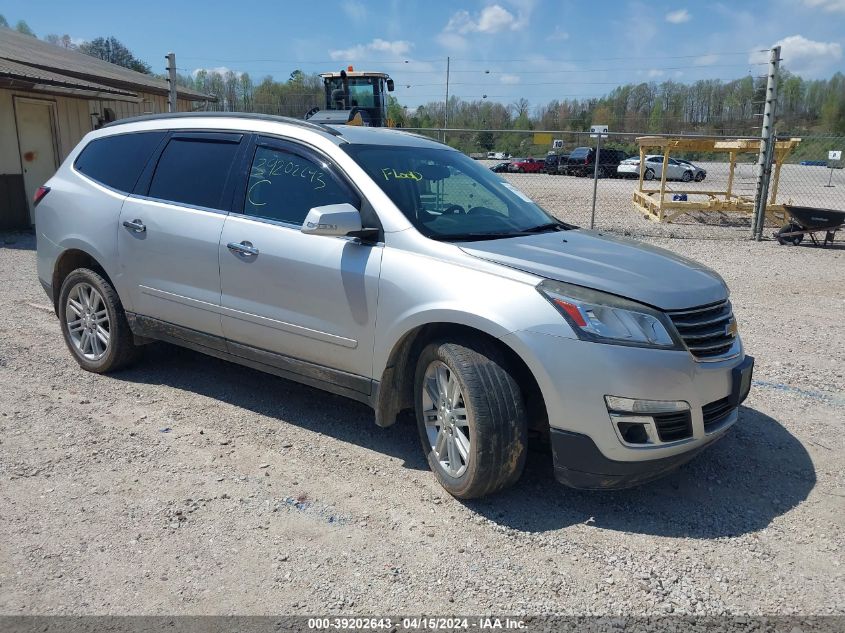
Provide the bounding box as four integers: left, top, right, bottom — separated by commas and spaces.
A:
15, 20, 35, 36
79, 37, 152, 74
0, 15, 9, 27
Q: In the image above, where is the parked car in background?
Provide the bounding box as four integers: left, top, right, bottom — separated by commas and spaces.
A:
508, 157, 544, 173
490, 161, 511, 173
618, 155, 702, 182
487, 151, 510, 160
563, 147, 627, 177
674, 159, 707, 182
543, 153, 569, 174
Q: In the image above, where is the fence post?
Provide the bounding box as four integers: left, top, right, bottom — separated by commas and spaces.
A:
590, 131, 602, 229
752, 46, 781, 240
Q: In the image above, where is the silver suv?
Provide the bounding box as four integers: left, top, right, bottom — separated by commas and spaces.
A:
34, 113, 753, 499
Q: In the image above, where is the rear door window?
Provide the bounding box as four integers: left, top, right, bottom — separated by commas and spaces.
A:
147, 134, 242, 210
75, 132, 166, 193
242, 142, 359, 226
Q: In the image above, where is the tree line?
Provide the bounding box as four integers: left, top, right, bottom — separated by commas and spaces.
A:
4, 13, 842, 151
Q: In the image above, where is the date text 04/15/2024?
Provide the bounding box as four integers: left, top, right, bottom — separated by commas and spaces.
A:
307, 617, 526, 630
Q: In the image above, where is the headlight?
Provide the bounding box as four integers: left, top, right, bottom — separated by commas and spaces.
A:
537, 280, 681, 349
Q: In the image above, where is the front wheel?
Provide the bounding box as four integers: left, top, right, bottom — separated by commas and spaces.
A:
776, 223, 804, 246
58, 268, 138, 373
681, 171, 693, 182
414, 340, 527, 499
644, 168, 655, 181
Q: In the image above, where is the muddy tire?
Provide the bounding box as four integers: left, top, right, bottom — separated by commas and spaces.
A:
58, 268, 138, 373
414, 338, 527, 499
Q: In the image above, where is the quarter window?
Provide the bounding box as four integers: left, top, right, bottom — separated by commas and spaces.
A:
75, 132, 165, 193
243, 145, 358, 225
148, 136, 240, 210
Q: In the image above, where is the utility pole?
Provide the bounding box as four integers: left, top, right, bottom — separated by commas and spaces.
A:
752, 46, 780, 241
166, 52, 177, 113
443, 56, 450, 143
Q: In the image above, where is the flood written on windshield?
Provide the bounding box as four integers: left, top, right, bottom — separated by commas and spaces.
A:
342, 144, 571, 241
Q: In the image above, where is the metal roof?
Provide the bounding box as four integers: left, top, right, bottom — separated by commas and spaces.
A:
0, 57, 137, 97
0, 26, 213, 101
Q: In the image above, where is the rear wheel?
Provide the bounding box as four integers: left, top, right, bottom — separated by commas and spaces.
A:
414, 339, 527, 499
644, 168, 655, 181
58, 268, 138, 373
776, 223, 804, 246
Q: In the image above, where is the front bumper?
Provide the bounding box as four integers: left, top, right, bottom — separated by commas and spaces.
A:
550, 428, 722, 489
500, 330, 752, 488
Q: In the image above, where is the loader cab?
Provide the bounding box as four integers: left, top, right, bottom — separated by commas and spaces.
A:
315, 69, 395, 127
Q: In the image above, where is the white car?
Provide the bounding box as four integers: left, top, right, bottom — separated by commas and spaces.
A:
618, 155, 698, 181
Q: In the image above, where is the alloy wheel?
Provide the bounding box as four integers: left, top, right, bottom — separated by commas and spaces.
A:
421, 360, 471, 477
65, 282, 110, 360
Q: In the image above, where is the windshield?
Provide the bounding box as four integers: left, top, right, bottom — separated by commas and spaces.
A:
343, 144, 562, 241
326, 77, 377, 109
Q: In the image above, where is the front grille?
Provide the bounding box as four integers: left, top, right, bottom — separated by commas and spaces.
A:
653, 411, 692, 442
667, 299, 737, 360
702, 396, 735, 432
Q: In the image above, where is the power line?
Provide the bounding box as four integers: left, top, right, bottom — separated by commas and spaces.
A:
176, 50, 768, 65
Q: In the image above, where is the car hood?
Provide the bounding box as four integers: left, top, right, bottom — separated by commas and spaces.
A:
459, 230, 727, 310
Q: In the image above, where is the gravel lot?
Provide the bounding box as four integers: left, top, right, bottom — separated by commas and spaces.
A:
0, 226, 843, 616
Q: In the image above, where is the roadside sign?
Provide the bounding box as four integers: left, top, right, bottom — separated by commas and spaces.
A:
590, 125, 608, 138
552, 139, 563, 149
533, 132, 553, 146
829, 150, 842, 161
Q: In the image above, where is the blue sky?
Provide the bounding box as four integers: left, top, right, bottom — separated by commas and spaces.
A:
2, 0, 843, 107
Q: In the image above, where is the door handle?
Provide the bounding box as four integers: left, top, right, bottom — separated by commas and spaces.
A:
122, 219, 146, 233
227, 241, 259, 257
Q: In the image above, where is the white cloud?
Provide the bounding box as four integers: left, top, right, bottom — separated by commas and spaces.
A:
341, 0, 367, 22
647, 69, 665, 78
665, 9, 691, 23
436, 31, 469, 51
802, 0, 845, 12
192, 66, 242, 78
329, 38, 412, 61
750, 34, 842, 74
499, 73, 521, 84
444, 4, 527, 35
547, 26, 569, 41
694, 54, 720, 66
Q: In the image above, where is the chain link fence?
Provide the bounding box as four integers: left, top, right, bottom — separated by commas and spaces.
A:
405, 128, 845, 240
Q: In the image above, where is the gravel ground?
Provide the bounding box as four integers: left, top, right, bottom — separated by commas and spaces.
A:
0, 228, 842, 616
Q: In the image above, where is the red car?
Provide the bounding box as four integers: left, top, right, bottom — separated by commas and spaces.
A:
507, 157, 544, 173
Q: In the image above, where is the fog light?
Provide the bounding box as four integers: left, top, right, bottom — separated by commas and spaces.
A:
616, 420, 650, 444
605, 396, 689, 414
610, 413, 659, 445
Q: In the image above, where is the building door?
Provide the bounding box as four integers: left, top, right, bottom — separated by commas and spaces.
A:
15, 98, 59, 224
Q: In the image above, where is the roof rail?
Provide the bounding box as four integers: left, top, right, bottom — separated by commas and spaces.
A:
103, 111, 342, 136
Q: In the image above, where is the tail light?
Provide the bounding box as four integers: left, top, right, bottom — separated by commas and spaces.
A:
33, 185, 51, 207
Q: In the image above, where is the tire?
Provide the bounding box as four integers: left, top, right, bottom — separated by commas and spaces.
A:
414, 339, 527, 499
694, 172, 705, 182
58, 268, 138, 373
644, 168, 655, 181
776, 223, 804, 246
681, 171, 693, 182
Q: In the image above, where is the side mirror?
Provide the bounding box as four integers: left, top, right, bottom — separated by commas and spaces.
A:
386, 78, 395, 92
301, 203, 363, 238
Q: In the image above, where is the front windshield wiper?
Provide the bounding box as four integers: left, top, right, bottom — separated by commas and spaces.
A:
429, 232, 529, 242
521, 222, 567, 233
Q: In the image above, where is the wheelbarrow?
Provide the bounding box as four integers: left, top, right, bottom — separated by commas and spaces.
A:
775, 205, 845, 246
